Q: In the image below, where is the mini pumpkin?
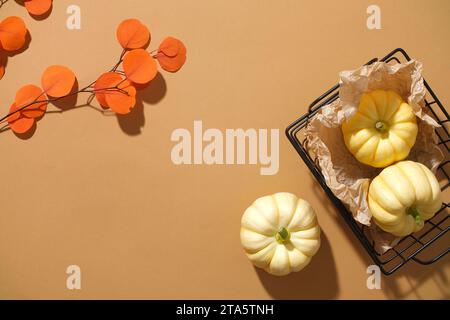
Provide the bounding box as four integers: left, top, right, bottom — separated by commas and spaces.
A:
342, 90, 418, 168
240, 192, 320, 276
368, 161, 442, 237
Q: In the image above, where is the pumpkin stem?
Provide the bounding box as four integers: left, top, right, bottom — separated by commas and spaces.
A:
407, 207, 422, 224
275, 227, 290, 244
375, 121, 389, 133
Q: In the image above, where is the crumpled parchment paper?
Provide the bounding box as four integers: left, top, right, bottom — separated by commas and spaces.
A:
305, 60, 444, 252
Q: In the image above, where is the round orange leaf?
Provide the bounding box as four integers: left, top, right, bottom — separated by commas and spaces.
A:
7, 103, 21, 123
116, 19, 150, 50
94, 72, 123, 109
9, 117, 35, 134
8, 103, 35, 134
159, 37, 183, 57
0, 16, 27, 51
24, 0, 53, 16
156, 37, 186, 73
0, 64, 4, 80
123, 49, 157, 84
41, 65, 76, 98
15, 84, 47, 118
157, 52, 187, 73
104, 79, 137, 115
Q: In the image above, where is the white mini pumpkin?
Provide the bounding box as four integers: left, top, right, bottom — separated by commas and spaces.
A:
342, 90, 418, 168
368, 161, 442, 237
240, 192, 321, 276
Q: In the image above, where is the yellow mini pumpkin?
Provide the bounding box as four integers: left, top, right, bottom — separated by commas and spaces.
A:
240, 193, 320, 276
368, 161, 442, 237
342, 90, 418, 168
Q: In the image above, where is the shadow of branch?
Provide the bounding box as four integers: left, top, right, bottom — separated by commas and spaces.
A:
116, 72, 167, 136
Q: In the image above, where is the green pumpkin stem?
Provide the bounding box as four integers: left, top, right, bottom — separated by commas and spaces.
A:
407, 207, 422, 224
275, 227, 290, 244
375, 121, 389, 133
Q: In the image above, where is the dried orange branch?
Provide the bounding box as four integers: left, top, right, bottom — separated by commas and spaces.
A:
0, 85, 122, 125
2, 18, 187, 136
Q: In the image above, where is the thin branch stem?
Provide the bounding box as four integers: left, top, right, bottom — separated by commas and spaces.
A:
111, 49, 127, 72
0, 0, 9, 9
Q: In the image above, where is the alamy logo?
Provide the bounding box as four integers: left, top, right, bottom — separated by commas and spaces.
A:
66, 265, 81, 290
366, 5, 381, 30
66, 5, 81, 30
366, 265, 381, 289
170, 121, 279, 175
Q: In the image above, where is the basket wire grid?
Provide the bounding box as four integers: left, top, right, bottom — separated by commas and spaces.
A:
286, 48, 449, 275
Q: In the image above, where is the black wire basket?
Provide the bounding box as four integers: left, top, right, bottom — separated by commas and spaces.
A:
286, 48, 449, 275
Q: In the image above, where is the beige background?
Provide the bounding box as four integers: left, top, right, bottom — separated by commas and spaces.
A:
0, 0, 449, 299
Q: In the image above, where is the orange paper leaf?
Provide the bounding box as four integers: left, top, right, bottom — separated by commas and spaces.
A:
94, 72, 136, 114
159, 37, 183, 57
0, 16, 27, 52
157, 52, 187, 73
7, 103, 21, 123
156, 37, 186, 72
104, 78, 137, 114
15, 84, 47, 119
8, 103, 35, 134
94, 72, 123, 109
123, 49, 157, 84
9, 116, 35, 134
116, 19, 150, 50
24, 0, 53, 16
41, 65, 76, 98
